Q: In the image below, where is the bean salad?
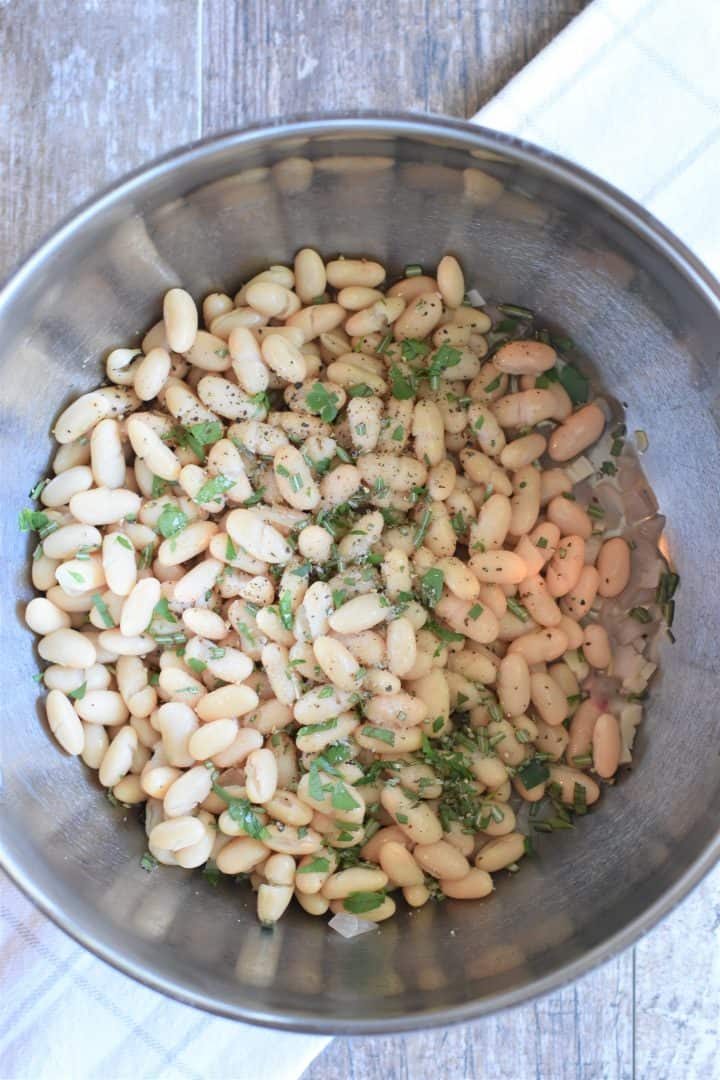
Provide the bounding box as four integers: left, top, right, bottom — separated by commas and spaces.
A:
21, 252, 674, 928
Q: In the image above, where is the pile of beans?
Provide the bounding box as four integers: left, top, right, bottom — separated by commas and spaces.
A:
23, 251, 640, 926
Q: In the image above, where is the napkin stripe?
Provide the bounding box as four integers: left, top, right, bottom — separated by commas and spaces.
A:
0, 901, 202, 1080
497, 0, 660, 142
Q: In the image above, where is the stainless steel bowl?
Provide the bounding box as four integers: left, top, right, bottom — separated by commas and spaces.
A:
2, 114, 719, 1034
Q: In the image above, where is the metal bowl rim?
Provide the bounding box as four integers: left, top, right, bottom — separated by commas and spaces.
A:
2, 110, 719, 1035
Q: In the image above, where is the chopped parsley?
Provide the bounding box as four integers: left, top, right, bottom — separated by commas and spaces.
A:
195, 473, 234, 504
156, 504, 188, 539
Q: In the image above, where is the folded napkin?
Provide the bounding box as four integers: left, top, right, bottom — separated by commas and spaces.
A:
474, 0, 720, 278
0, 872, 329, 1080
4, 3, 720, 1079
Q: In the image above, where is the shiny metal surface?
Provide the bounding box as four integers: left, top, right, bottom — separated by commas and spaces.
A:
1, 115, 719, 1034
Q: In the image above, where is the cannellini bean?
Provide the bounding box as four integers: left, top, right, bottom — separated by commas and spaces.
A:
151, 815, 205, 853
328, 592, 388, 634
164, 288, 198, 352
322, 867, 388, 899
120, 577, 161, 637
381, 786, 442, 845
475, 833, 526, 872
547, 765, 600, 806
469, 550, 527, 585
386, 617, 417, 678
25, 597, 71, 635
414, 841, 470, 881
593, 712, 621, 778
596, 537, 631, 598
497, 653, 530, 717
548, 404, 605, 461
38, 628, 96, 668
294, 248, 327, 303
530, 672, 567, 726
70, 487, 141, 526
546, 495, 593, 539
436, 255, 465, 308
379, 842, 424, 887
583, 624, 611, 668
45, 690, 84, 755
546, 535, 586, 597
99, 725, 137, 787
517, 574, 562, 627
493, 388, 557, 428
326, 258, 385, 289
494, 340, 556, 375
561, 565, 600, 620
441, 869, 494, 900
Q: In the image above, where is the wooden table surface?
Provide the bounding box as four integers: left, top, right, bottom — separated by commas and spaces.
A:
1, 3, 718, 1078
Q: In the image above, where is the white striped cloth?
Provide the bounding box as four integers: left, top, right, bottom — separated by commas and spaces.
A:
4, 1, 720, 1077
473, 0, 720, 278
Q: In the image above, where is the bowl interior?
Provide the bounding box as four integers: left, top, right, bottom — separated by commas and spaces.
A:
1, 117, 719, 1032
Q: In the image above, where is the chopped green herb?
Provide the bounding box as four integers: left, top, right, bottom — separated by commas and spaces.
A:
298, 856, 331, 875
279, 589, 294, 630
28, 478, 49, 500
587, 504, 604, 520
195, 473, 234, 504
656, 571, 679, 604
347, 383, 374, 398
115, 535, 133, 550
202, 862, 220, 886
468, 603, 484, 620
518, 758, 550, 790
427, 621, 465, 644
427, 345, 461, 389
139, 543, 154, 569
420, 567, 444, 609
212, 782, 268, 840
506, 597, 530, 622
152, 597, 177, 624
151, 475, 169, 499
342, 890, 386, 914
600, 460, 618, 477
629, 606, 652, 624
557, 364, 589, 404
298, 717, 338, 738
331, 782, 360, 812
317, 686, 334, 700
413, 508, 432, 549
391, 425, 405, 442
376, 332, 393, 355
536, 536, 548, 549
362, 725, 395, 746
187, 658, 207, 676
483, 375, 501, 393
140, 851, 157, 872
68, 681, 87, 700
18, 509, 58, 539
164, 420, 223, 461
157, 504, 188, 539
404, 264, 423, 277
450, 510, 466, 535
498, 302, 534, 320
389, 364, 417, 400
572, 753, 593, 767
91, 593, 114, 628
305, 382, 341, 422
243, 487, 266, 507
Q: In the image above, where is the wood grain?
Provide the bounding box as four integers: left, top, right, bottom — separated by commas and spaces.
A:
0, 0, 199, 275
635, 864, 720, 1080
201, 0, 589, 132
303, 952, 634, 1080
